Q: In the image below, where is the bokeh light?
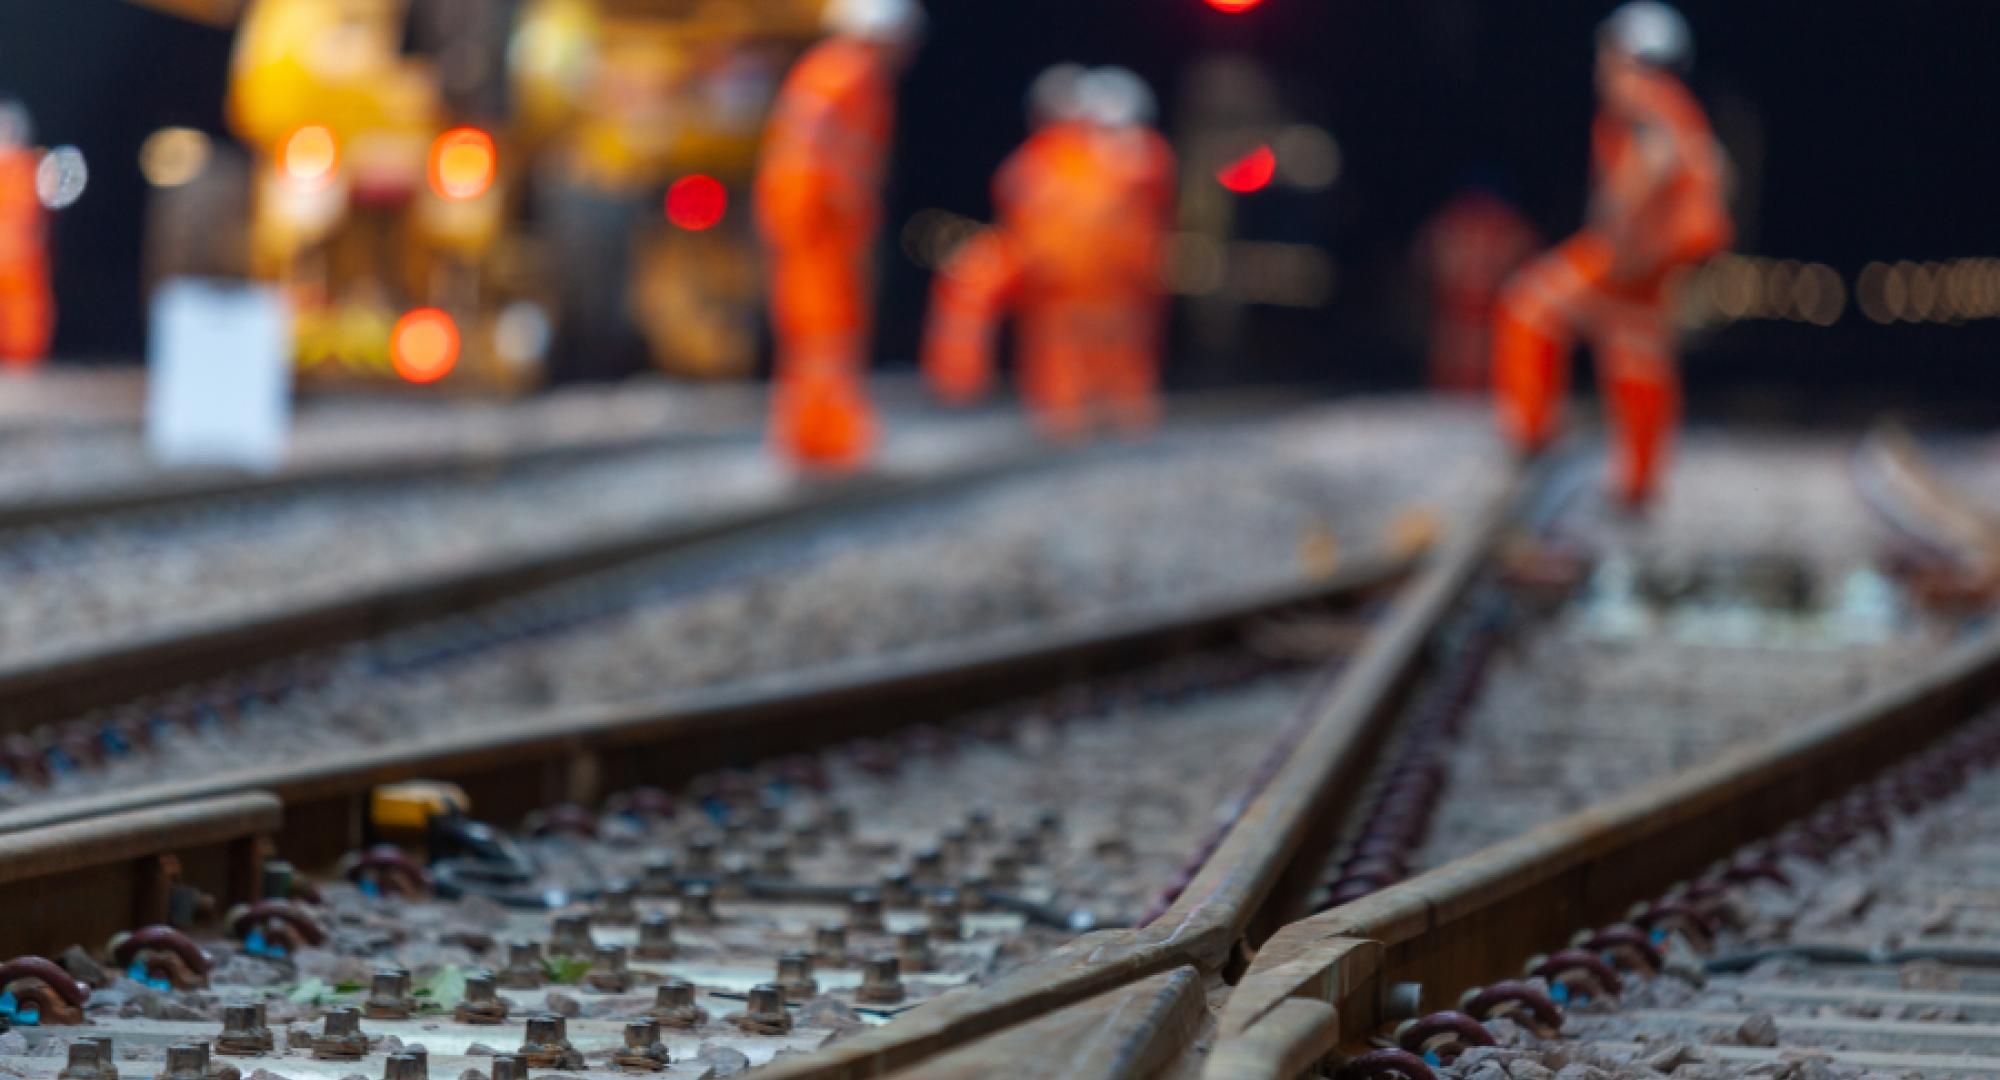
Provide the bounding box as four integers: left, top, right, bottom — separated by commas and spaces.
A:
279, 125, 339, 190
391, 308, 461, 385
1206, 0, 1264, 12
666, 175, 728, 231
35, 146, 87, 209
429, 127, 497, 202
139, 128, 211, 189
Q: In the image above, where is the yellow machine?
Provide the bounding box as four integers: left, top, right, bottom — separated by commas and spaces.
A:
134, 0, 831, 388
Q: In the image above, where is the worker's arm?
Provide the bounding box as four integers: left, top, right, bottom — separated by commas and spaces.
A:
922, 228, 1022, 405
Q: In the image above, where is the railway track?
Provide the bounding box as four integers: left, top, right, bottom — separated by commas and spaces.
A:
0, 415, 1983, 1080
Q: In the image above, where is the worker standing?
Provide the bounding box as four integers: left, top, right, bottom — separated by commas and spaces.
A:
1490, 2, 1731, 507
922, 67, 1174, 438
755, 0, 924, 471
0, 102, 52, 369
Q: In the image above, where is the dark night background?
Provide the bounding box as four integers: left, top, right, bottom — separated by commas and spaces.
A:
4, 0, 2000, 418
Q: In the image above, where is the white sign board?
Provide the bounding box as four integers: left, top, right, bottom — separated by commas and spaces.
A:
145, 278, 293, 471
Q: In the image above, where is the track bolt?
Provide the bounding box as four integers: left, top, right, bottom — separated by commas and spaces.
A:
488, 1054, 526, 1080
634, 916, 676, 962
383, 1053, 426, 1080
732, 984, 793, 1035
650, 978, 707, 1029
896, 928, 932, 971
158, 1044, 207, 1080
640, 857, 678, 898
678, 883, 717, 926
717, 857, 753, 900
814, 924, 848, 968
684, 837, 719, 876
911, 847, 945, 885
517, 1015, 583, 1070
776, 951, 818, 1002
964, 808, 993, 842
791, 822, 824, 858
856, 955, 905, 1005
987, 853, 1021, 887
940, 829, 970, 868
311, 1007, 368, 1060
498, 942, 546, 990
59, 1038, 112, 1080
847, 889, 885, 932
612, 1020, 669, 1071
363, 968, 413, 1020
758, 841, 792, 880
455, 971, 510, 1024
957, 876, 990, 911
217, 1003, 273, 1055
881, 869, 916, 907
1011, 830, 1042, 866
595, 882, 638, 927
547, 914, 594, 958
926, 890, 962, 941
584, 945, 632, 994
1035, 810, 1063, 844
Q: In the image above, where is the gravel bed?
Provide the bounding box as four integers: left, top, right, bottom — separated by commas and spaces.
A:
17, 397, 1502, 805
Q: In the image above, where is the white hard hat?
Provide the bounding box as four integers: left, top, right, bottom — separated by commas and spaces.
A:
822, 0, 925, 43
0, 100, 32, 149
1599, 2, 1693, 72
1027, 63, 1087, 127
1076, 67, 1156, 129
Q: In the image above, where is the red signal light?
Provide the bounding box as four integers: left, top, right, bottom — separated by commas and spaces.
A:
666, 175, 727, 231
1206, 0, 1263, 11
1217, 145, 1277, 194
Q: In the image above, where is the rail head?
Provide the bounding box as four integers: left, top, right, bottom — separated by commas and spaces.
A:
1206, 611, 2000, 1076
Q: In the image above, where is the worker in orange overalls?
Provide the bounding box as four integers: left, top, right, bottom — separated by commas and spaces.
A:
0, 102, 52, 369
755, 0, 924, 471
922, 67, 1175, 438
1490, 2, 1732, 507
1416, 185, 1537, 393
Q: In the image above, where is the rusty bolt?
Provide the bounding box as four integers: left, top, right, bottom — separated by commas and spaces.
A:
488, 1055, 526, 1080
159, 1044, 206, 1080
640, 857, 678, 898
732, 984, 792, 1035
383, 1053, 426, 1080
455, 971, 510, 1025
498, 941, 546, 990
612, 1020, 669, 1071
776, 951, 818, 1002
59, 1040, 102, 1080
650, 978, 707, 1029
847, 888, 885, 932
679, 882, 716, 925
312, 1007, 368, 1060
547, 914, 593, 958
855, 955, 904, 1006
217, 1002, 272, 1055
1011, 830, 1042, 866
585, 945, 632, 994
758, 840, 792, 880
926, 890, 963, 941
941, 829, 970, 868
635, 916, 676, 962
957, 875, 989, 911
684, 836, 719, 876
964, 808, 993, 842
363, 967, 413, 1020
814, 923, 848, 967
897, 928, 932, 971
596, 882, 638, 926
518, 1015, 583, 1070
988, 852, 1021, 886
717, 857, 753, 900
881, 869, 916, 907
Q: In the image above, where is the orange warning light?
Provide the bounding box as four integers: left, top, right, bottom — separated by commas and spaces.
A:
391, 308, 461, 384
666, 174, 727, 231
429, 127, 497, 202
279, 125, 339, 189
1217, 144, 1277, 194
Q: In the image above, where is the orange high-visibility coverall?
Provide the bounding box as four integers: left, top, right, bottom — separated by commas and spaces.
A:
1491, 65, 1731, 505
755, 36, 897, 471
0, 147, 51, 367
1417, 190, 1537, 393
922, 121, 1175, 438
